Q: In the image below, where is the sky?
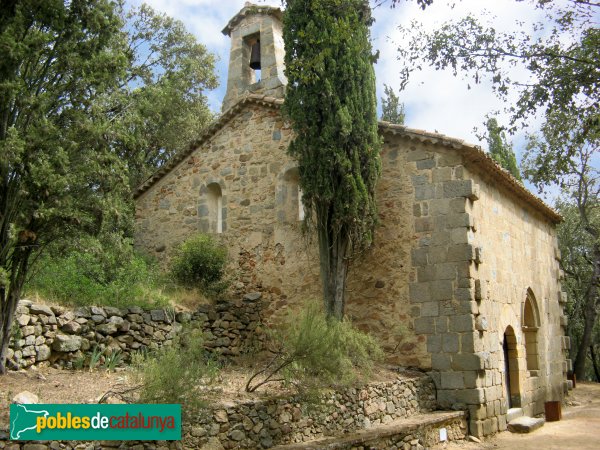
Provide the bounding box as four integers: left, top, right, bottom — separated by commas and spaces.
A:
126, 0, 562, 179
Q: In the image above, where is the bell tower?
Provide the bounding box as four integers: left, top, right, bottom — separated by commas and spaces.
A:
221, 2, 287, 111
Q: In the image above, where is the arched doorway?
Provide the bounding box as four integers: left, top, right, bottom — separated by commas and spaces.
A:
503, 326, 521, 408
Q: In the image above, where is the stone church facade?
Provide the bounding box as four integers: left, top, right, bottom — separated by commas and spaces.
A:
134, 3, 571, 438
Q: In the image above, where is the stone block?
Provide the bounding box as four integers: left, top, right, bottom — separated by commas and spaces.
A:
453, 388, 485, 405
436, 316, 449, 333
406, 149, 433, 162
427, 335, 441, 353
414, 317, 435, 334
560, 314, 568, 327
443, 180, 479, 200
559, 291, 568, 305
449, 314, 474, 333
507, 416, 545, 433
411, 248, 428, 266
104, 306, 124, 317
474, 279, 487, 302
30, 304, 54, 316
474, 246, 483, 265
52, 334, 82, 352
418, 266, 436, 282
17, 314, 31, 326
469, 419, 484, 438
441, 371, 465, 389
416, 158, 436, 170
461, 332, 484, 353
449, 197, 467, 213
414, 216, 433, 232
428, 246, 447, 263
36, 344, 51, 361
451, 353, 484, 371
430, 280, 453, 301
468, 404, 487, 420
474, 316, 488, 331
421, 301, 439, 317
447, 244, 475, 262
442, 333, 459, 353
431, 353, 452, 370
434, 263, 457, 280
445, 213, 473, 229
432, 167, 452, 182
409, 283, 431, 303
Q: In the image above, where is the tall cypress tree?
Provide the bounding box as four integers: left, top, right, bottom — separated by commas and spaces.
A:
283, 0, 382, 319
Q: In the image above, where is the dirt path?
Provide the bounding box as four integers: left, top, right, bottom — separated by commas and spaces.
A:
444, 382, 600, 450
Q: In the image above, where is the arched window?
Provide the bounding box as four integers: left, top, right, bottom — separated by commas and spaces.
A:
199, 182, 224, 234
278, 168, 304, 223
522, 289, 540, 374
206, 183, 223, 233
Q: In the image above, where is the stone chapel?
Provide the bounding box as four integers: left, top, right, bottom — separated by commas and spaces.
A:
134, 3, 571, 437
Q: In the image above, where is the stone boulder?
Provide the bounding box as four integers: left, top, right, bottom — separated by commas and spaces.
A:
96, 322, 118, 335
29, 304, 54, 316
36, 345, 51, 361
62, 321, 82, 334
52, 334, 82, 352
12, 391, 39, 404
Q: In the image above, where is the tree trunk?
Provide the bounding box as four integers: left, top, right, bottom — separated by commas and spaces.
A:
590, 344, 600, 383
317, 213, 349, 320
0, 247, 31, 374
0, 287, 21, 374
329, 236, 349, 320
573, 243, 600, 380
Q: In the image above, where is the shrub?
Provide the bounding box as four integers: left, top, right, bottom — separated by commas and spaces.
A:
132, 327, 219, 415
169, 233, 228, 297
26, 247, 169, 308
246, 300, 383, 393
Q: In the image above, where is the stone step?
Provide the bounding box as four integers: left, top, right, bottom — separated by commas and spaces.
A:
272, 410, 467, 450
506, 407, 524, 423
507, 416, 545, 433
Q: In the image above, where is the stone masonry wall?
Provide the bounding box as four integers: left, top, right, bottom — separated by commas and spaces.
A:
1, 370, 438, 450
7, 295, 264, 370
404, 142, 486, 416
134, 104, 429, 369
462, 165, 568, 435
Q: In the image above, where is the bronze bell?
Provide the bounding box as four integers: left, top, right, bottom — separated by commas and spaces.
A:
249, 41, 261, 70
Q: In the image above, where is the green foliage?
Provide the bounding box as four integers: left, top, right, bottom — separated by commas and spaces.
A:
246, 301, 383, 393
88, 346, 104, 371
552, 143, 599, 379
485, 118, 521, 181
113, 4, 217, 187
133, 327, 219, 415
380, 84, 405, 125
283, 0, 382, 318
0, 0, 130, 373
26, 245, 169, 309
169, 234, 229, 298
103, 349, 123, 372
395, 2, 599, 184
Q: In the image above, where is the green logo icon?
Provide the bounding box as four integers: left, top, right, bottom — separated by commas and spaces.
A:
10, 404, 181, 441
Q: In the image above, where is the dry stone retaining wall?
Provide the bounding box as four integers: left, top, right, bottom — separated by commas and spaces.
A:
7, 294, 264, 370
0, 370, 438, 450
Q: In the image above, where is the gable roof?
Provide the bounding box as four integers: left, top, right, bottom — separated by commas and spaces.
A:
133, 94, 561, 224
